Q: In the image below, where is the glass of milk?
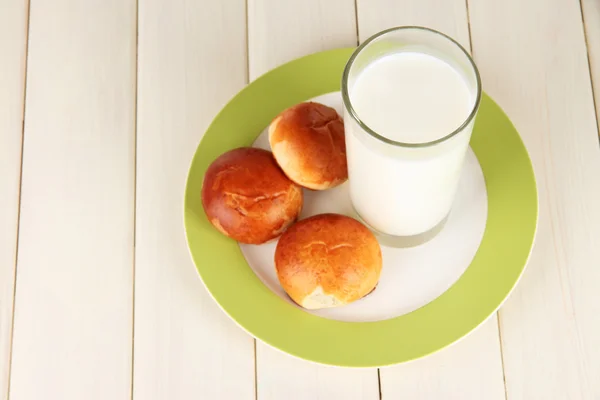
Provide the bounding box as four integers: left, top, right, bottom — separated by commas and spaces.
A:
342, 26, 481, 247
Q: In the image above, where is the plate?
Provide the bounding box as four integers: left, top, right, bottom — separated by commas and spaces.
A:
242, 91, 488, 323
184, 48, 538, 367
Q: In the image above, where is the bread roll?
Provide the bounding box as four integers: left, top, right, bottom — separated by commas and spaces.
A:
202, 147, 303, 244
275, 213, 382, 309
269, 102, 347, 190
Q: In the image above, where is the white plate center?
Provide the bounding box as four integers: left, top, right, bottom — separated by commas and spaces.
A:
240, 92, 488, 322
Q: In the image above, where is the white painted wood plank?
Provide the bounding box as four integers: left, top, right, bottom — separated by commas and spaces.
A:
0, 0, 28, 396
9, 1, 136, 399
582, 0, 600, 126
248, 0, 357, 78
380, 318, 505, 400
469, 0, 600, 398
257, 346, 379, 400
356, 1, 506, 398
248, 1, 378, 399
356, 0, 470, 48
133, 0, 255, 399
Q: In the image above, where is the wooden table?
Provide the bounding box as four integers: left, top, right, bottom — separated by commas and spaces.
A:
1, 0, 600, 398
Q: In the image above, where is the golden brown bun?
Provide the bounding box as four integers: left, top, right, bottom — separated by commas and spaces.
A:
202, 147, 303, 244
269, 102, 347, 190
275, 213, 382, 309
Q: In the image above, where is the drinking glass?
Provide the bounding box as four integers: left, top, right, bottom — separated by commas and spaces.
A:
341, 26, 482, 247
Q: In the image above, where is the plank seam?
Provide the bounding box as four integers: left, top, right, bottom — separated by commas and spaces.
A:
6, 0, 32, 397
578, 0, 600, 139
130, 0, 140, 398
253, 339, 258, 400
377, 368, 382, 400
464, 0, 474, 54
496, 313, 509, 400
245, 0, 251, 84
353, 0, 360, 45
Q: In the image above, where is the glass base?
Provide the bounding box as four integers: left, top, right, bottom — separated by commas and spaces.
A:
350, 208, 449, 248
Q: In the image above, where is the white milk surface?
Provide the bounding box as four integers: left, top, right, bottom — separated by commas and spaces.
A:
346, 52, 476, 236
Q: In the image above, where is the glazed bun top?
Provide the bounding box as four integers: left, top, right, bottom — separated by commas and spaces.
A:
269, 102, 348, 190
275, 213, 382, 309
202, 147, 303, 244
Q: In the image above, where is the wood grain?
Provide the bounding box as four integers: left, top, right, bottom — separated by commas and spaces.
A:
248, 0, 357, 78
0, 0, 28, 396
1, 0, 597, 397
8, 1, 136, 398
581, 0, 600, 129
356, 0, 470, 48
469, 0, 600, 398
356, 1, 506, 398
133, 0, 255, 399
248, 1, 379, 398
380, 319, 505, 400
257, 346, 378, 400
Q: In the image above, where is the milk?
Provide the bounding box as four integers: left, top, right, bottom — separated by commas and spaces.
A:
345, 52, 476, 237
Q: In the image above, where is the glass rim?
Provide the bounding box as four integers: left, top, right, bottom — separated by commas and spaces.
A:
341, 26, 482, 148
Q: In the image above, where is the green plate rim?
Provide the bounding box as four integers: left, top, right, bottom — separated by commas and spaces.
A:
184, 48, 538, 367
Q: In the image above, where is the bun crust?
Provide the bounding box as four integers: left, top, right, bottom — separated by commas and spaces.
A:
269, 102, 347, 190
202, 147, 303, 244
275, 213, 382, 309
